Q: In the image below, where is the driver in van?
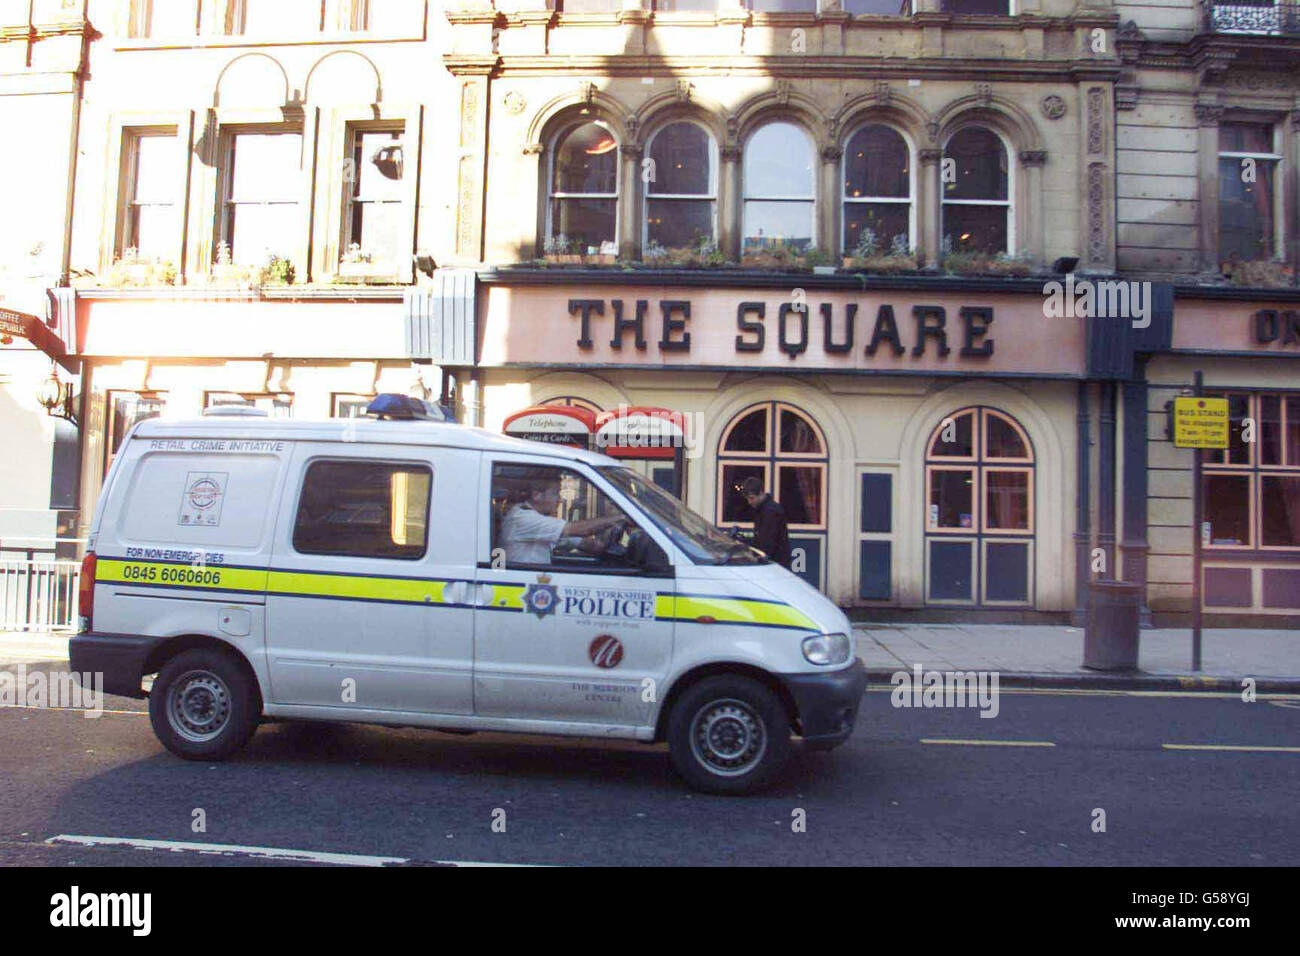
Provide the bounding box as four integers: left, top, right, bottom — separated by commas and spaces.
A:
500, 475, 626, 566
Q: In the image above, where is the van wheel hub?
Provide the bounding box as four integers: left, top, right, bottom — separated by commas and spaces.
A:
691, 699, 766, 775
168, 671, 232, 742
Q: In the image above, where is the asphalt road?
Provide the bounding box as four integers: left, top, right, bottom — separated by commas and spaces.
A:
1, 663, 1297, 867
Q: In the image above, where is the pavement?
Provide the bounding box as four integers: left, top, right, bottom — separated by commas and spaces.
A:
856, 623, 1300, 692
3, 625, 1299, 692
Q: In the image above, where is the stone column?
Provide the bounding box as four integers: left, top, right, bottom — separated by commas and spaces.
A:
1080, 84, 1115, 273
1019, 150, 1047, 264
820, 144, 842, 257
454, 72, 491, 264
1289, 110, 1300, 278
919, 147, 942, 268
619, 144, 643, 261
1194, 100, 1224, 276
719, 144, 742, 261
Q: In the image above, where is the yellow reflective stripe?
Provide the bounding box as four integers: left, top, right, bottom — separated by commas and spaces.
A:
96, 559, 266, 594
486, 584, 526, 610
666, 595, 818, 630
265, 571, 447, 604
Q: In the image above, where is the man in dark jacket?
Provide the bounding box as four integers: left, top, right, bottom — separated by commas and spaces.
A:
742, 476, 791, 568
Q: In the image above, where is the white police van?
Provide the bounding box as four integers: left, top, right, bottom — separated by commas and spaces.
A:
71, 395, 865, 794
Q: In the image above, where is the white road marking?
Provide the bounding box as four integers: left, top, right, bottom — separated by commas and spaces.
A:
46, 834, 536, 867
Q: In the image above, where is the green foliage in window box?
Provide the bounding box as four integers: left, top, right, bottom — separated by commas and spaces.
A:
739, 240, 825, 270
842, 231, 922, 274
643, 233, 730, 269
941, 247, 1036, 277
257, 254, 296, 286
104, 248, 177, 287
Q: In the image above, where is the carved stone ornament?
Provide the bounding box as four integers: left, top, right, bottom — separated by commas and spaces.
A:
1086, 87, 1105, 154
1117, 20, 1144, 43
821, 145, 843, 162
1194, 102, 1225, 127
676, 79, 692, 103
1040, 95, 1067, 120
1087, 162, 1106, 266
719, 144, 741, 162
1225, 72, 1294, 92
975, 82, 993, 105
776, 80, 792, 105
873, 81, 892, 105
579, 81, 596, 105
503, 90, 526, 115
919, 147, 942, 165
1019, 149, 1048, 167
626, 114, 640, 140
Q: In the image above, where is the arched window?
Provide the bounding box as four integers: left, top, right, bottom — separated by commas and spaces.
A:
547, 121, 619, 254
742, 122, 815, 254
644, 121, 716, 250
717, 402, 828, 587
942, 127, 1011, 255
925, 407, 1034, 605
842, 124, 913, 256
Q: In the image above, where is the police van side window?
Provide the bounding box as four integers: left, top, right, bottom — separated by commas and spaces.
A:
293, 460, 432, 560
491, 463, 644, 571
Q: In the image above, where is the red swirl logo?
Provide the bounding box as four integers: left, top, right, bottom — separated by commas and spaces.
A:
588, 635, 624, 669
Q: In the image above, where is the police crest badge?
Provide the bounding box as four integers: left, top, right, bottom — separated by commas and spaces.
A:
522, 573, 559, 620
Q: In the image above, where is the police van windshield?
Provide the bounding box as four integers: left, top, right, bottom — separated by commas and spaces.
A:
600, 467, 765, 566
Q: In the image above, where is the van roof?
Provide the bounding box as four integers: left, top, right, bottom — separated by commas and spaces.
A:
129, 416, 623, 467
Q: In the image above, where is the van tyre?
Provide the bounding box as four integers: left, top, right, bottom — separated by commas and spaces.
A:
149, 648, 261, 761
667, 675, 792, 795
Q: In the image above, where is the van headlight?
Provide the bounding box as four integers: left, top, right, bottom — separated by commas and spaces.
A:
802, 632, 850, 666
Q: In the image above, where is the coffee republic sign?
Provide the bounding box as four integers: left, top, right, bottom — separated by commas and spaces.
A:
477, 285, 1088, 376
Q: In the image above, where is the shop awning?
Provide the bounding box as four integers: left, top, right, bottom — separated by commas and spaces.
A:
594, 407, 686, 460
0, 305, 74, 370
502, 405, 596, 448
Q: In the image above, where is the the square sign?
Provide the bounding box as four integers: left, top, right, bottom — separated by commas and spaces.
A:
1172, 397, 1229, 449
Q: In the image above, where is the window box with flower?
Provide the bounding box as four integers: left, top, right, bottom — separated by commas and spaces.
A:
104, 248, 178, 288
336, 243, 398, 283
841, 231, 922, 274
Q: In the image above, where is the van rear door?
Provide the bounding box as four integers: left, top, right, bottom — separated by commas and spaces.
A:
91, 433, 289, 658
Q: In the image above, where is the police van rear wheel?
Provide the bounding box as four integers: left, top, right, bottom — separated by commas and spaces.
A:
667, 675, 792, 795
149, 649, 260, 760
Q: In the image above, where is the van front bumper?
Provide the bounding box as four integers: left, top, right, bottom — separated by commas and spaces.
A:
779, 657, 867, 750
68, 633, 163, 699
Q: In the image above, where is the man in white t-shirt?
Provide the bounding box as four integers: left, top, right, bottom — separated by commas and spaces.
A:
500, 477, 625, 566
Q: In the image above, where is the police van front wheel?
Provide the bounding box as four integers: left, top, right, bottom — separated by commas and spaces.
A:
149, 649, 261, 761
667, 675, 792, 795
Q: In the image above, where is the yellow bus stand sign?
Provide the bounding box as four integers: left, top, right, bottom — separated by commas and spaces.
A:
1172, 397, 1229, 449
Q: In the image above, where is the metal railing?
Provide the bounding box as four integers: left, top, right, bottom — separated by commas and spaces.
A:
0, 538, 86, 633
1204, 0, 1300, 35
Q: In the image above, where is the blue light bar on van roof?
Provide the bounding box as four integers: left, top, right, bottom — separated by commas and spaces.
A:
366, 393, 454, 422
